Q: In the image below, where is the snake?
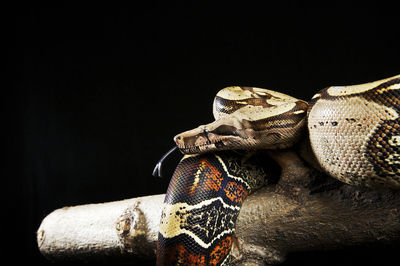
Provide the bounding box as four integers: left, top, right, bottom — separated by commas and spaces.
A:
155, 74, 400, 265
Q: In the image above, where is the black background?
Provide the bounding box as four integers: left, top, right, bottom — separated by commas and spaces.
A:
8, 2, 400, 266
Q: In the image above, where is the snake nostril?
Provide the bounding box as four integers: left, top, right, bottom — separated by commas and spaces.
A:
174, 135, 182, 143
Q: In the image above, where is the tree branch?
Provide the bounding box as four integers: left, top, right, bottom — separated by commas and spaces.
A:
37, 194, 165, 264
37, 151, 400, 265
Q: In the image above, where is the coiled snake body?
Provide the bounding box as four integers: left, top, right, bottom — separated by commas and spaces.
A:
157, 75, 400, 265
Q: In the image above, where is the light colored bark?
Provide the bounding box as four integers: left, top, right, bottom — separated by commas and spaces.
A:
37, 194, 164, 263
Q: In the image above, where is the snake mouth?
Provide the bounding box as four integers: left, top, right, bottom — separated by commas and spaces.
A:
177, 140, 227, 154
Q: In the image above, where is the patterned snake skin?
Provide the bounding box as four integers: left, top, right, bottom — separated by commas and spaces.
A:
157, 151, 267, 265
308, 76, 400, 188
156, 75, 400, 265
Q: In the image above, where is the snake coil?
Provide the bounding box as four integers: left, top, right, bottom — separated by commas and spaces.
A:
156, 75, 400, 265
157, 151, 268, 265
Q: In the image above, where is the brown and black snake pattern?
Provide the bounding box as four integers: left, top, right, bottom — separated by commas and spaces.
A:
157, 75, 400, 265
157, 151, 267, 265
307, 76, 400, 188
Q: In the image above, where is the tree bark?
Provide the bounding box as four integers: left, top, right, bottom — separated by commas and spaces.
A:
37, 151, 400, 265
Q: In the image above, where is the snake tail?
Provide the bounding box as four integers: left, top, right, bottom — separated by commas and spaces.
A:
157, 151, 268, 265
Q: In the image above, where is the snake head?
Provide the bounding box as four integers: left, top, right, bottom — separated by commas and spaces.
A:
174, 99, 308, 154
174, 115, 255, 154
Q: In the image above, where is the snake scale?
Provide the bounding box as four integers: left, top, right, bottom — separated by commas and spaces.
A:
156, 74, 400, 265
